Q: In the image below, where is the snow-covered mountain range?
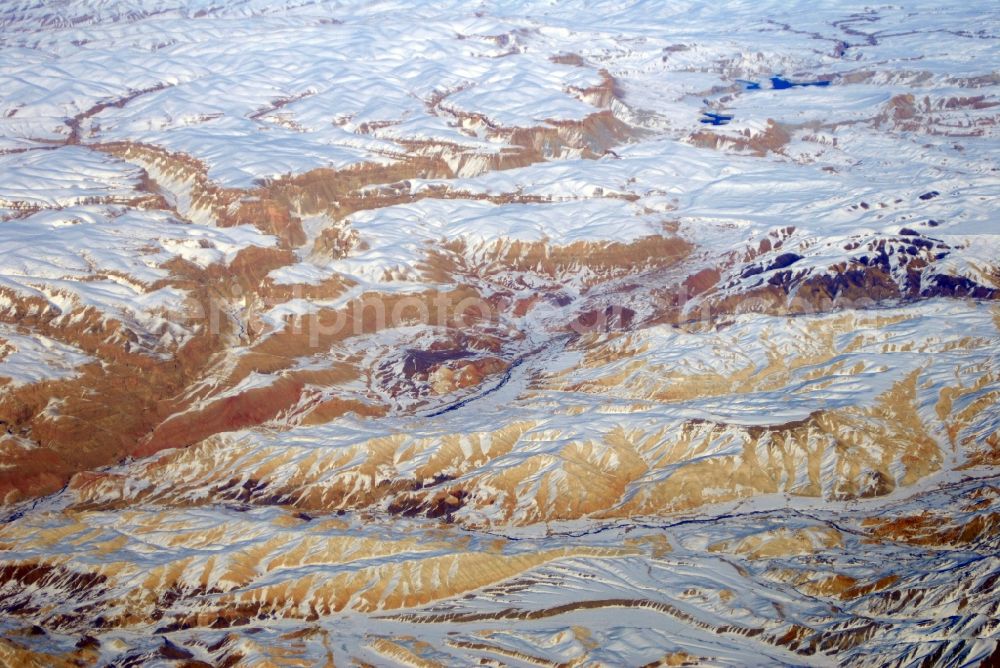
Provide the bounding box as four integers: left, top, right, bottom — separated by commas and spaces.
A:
0, 1, 998, 665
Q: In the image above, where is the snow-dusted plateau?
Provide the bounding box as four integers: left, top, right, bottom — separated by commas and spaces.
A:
1, 0, 999, 665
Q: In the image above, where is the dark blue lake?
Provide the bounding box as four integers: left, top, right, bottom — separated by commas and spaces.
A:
738, 76, 831, 91
700, 111, 733, 126
699, 76, 830, 126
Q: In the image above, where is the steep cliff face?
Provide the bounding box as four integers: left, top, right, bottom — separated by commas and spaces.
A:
1, 0, 999, 665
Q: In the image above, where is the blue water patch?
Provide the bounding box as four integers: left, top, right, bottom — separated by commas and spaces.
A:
700, 111, 733, 126
769, 75, 830, 89
700, 75, 830, 126
737, 76, 831, 91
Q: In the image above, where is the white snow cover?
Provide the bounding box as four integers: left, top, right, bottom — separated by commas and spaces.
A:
0, 204, 274, 320
324, 196, 667, 283
0, 146, 146, 215
0, 325, 94, 388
